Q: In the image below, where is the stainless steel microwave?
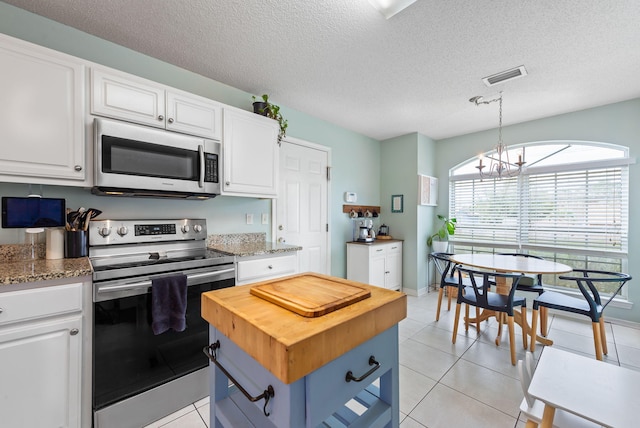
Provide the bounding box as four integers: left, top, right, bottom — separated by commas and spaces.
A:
92, 118, 220, 199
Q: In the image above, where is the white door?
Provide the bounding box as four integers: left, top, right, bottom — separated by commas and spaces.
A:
276, 139, 330, 274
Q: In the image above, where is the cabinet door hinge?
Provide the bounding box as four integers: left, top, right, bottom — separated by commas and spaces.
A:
326, 223, 329, 232
326, 166, 331, 181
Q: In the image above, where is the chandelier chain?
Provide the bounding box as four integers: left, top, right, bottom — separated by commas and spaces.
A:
470, 91, 525, 180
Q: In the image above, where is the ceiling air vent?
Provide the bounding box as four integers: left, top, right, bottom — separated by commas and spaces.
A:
482, 65, 527, 87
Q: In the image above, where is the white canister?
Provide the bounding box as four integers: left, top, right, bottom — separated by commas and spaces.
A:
46, 228, 65, 259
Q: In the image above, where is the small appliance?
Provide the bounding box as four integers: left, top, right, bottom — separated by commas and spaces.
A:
357, 219, 375, 242
92, 118, 220, 199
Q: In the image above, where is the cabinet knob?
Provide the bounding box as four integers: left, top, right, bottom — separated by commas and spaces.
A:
70, 328, 79, 336
158, 115, 164, 121
74, 165, 82, 171
0, 307, 3, 314
168, 117, 174, 123
268, 265, 273, 269
278, 225, 284, 231
225, 181, 231, 186
278, 237, 285, 243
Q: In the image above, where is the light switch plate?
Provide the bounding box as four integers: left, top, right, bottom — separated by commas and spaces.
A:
261, 213, 268, 224
246, 213, 253, 224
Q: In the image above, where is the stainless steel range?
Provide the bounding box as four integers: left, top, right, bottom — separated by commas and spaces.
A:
89, 219, 235, 428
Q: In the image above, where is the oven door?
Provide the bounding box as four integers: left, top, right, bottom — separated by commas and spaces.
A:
92, 265, 234, 413
94, 118, 220, 195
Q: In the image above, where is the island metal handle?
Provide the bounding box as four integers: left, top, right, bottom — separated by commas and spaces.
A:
345, 355, 380, 382
203, 341, 275, 417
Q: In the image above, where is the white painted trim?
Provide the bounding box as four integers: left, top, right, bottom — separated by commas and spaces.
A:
275, 136, 332, 275
403, 287, 428, 297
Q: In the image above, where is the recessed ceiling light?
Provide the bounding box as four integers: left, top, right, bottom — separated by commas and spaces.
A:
368, 0, 418, 19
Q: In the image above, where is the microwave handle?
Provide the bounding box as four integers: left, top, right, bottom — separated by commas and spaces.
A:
198, 145, 205, 188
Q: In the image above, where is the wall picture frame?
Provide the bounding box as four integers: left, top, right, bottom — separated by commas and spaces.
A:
418, 174, 438, 206
391, 194, 403, 213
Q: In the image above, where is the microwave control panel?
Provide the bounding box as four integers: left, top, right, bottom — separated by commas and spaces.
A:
205, 153, 218, 183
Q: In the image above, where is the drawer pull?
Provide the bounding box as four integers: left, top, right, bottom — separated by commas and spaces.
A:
376, 249, 384, 252
203, 341, 275, 417
345, 355, 380, 383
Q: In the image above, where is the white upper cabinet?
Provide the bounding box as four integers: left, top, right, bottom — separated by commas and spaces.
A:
91, 68, 222, 140
0, 34, 86, 184
222, 106, 280, 197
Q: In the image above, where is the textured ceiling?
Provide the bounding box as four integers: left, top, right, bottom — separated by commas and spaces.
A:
4, 0, 640, 140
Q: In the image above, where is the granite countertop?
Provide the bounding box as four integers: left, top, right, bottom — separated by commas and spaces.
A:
208, 232, 302, 257
0, 257, 92, 286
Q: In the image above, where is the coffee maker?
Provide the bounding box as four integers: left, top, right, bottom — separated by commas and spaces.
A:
357, 219, 375, 242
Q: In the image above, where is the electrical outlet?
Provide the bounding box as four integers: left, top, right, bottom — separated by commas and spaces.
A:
261, 213, 268, 224
246, 213, 253, 224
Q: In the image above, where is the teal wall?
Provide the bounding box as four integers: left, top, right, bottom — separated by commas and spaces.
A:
0, 1, 381, 278
381, 133, 438, 295
435, 98, 640, 322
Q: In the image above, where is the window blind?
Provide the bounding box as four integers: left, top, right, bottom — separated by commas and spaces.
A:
450, 166, 628, 255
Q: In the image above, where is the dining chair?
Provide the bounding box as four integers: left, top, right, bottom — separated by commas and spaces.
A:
518, 352, 600, 428
530, 269, 632, 360
430, 252, 459, 321
430, 252, 484, 321
499, 253, 551, 336
452, 266, 527, 365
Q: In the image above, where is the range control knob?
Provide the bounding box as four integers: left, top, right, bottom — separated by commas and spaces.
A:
193, 224, 202, 233
117, 226, 129, 236
98, 227, 112, 237
181, 225, 191, 233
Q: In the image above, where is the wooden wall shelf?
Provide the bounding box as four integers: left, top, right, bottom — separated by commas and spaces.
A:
342, 205, 381, 217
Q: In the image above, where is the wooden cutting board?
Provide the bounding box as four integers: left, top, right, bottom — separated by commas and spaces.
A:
249, 274, 371, 317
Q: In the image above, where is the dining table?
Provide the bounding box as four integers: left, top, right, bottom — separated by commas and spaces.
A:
448, 253, 572, 347
528, 346, 638, 427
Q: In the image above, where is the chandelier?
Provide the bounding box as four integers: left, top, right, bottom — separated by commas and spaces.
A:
470, 92, 525, 179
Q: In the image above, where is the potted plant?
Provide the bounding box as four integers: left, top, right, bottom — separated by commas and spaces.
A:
252, 94, 288, 144
427, 214, 456, 253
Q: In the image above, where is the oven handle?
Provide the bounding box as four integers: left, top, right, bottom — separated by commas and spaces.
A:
96, 268, 235, 295
198, 144, 205, 189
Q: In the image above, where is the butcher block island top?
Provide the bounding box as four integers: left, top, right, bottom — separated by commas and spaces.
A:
201, 272, 406, 384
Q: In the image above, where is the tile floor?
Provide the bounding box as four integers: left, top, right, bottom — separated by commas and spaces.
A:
144, 289, 640, 428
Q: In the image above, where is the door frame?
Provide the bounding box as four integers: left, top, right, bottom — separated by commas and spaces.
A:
272, 136, 332, 275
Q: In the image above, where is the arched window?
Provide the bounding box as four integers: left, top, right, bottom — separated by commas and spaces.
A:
449, 141, 631, 298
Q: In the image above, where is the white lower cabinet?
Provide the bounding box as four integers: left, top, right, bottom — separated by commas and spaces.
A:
0, 282, 85, 428
347, 241, 403, 291
236, 253, 298, 285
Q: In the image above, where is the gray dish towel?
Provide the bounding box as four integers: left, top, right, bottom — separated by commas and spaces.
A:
151, 274, 188, 335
